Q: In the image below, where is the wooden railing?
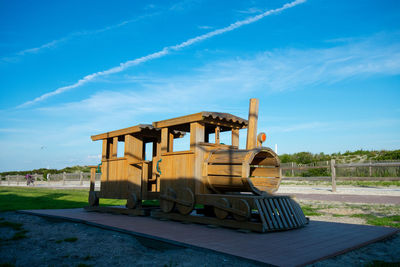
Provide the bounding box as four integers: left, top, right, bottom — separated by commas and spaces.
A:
281, 160, 400, 192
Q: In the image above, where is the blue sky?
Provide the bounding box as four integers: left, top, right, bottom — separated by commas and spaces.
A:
0, 0, 399, 171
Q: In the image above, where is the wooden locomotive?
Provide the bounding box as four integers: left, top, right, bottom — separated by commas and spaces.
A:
87, 99, 308, 232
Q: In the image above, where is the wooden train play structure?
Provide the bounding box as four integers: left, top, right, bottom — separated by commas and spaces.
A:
86, 99, 308, 232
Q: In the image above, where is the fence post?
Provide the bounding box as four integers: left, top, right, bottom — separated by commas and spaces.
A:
47, 173, 50, 185
16, 175, 19, 186
7, 175, 10, 185
62, 172, 66, 186
291, 162, 294, 177
330, 159, 336, 192
369, 160, 372, 177
80, 171, 83, 185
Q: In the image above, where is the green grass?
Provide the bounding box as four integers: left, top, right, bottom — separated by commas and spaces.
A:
350, 214, 400, 228
336, 180, 400, 187
0, 187, 125, 211
300, 204, 323, 216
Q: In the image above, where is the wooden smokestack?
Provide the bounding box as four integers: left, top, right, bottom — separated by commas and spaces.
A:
246, 98, 259, 150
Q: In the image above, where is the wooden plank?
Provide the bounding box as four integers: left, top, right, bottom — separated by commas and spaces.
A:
215, 126, 220, 144
161, 128, 169, 154
263, 199, 279, 230
151, 210, 264, 232
278, 198, 293, 229
291, 199, 307, 225
102, 139, 108, 160
90, 167, 96, 192
112, 137, 118, 158
168, 130, 174, 152
257, 199, 273, 231
254, 200, 268, 232
268, 198, 283, 229
91, 125, 143, 141
273, 198, 288, 229
208, 150, 248, 164
337, 162, 400, 167
232, 129, 239, 147
246, 98, 259, 150
190, 122, 205, 194
207, 164, 242, 177
125, 134, 143, 161
84, 206, 150, 216
250, 167, 279, 177
153, 112, 204, 128
207, 176, 246, 191
283, 198, 300, 227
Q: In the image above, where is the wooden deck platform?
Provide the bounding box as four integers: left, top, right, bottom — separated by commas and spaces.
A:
19, 208, 398, 267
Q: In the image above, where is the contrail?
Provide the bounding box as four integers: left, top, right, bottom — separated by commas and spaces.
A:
18, 0, 306, 108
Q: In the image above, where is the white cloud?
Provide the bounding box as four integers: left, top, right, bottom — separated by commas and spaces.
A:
17, 0, 306, 108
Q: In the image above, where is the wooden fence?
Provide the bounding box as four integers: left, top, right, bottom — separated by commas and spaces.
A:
0, 172, 101, 186
281, 160, 400, 192
1, 161, 399, 192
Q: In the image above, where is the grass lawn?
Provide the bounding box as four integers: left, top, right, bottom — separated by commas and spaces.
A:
0, 186, 125, 211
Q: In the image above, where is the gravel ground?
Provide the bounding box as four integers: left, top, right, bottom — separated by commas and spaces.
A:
1, 211, 399, 267
0, 212, 260, 267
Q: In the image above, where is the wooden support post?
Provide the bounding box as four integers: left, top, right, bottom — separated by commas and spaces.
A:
246, 98, 259, 150
48, 174, 50, 185
7, 175, 10, 185
215, 126, 220, 144
112, 137, 118, 158
232, 129, 239, 147
142, 162, 148, 199
161, 128, 169, 154
90, 167, 96, 192
102, 139, 108, 160
16, 175, 19, 185
190, 122, 205, 194
62, 172, 66, 186
80, 171, 83, 185
330, 159, 336, 192
168, 130, 174, 152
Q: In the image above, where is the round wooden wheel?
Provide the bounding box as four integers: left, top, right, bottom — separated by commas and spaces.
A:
232, 199, 250, 221
126, 193, 138, 209
160, 187, 176, 213
88, 191, 99, 207
214, 198, 230, 220
177, 187, 195, 215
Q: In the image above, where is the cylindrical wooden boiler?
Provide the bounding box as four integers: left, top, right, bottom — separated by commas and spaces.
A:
204, 147, 281, 195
